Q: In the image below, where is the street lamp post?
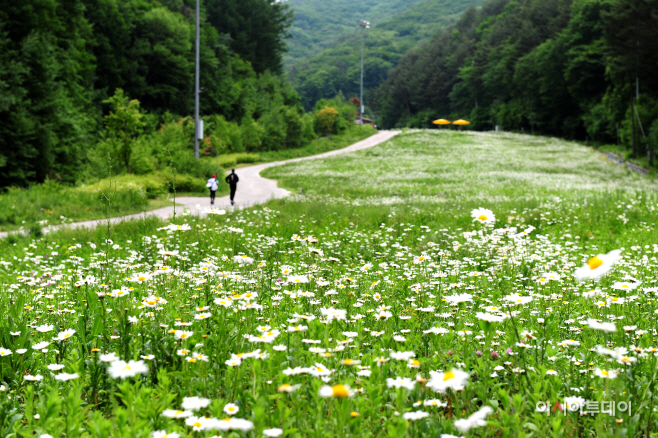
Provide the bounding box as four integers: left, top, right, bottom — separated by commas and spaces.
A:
194, 0, 200, 159
359, 20, 369, 126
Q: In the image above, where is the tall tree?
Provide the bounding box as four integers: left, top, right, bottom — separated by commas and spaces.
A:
205, 0, 294, 74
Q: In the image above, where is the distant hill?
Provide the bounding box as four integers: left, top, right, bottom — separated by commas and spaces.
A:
284, 0, 426, 69
286, 0, 484, 110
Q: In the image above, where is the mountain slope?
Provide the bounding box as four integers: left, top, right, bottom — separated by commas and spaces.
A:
288, 0, 484, 110
284, 0, 427, 69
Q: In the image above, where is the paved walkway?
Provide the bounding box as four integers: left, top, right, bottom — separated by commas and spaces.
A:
601, 151, 648, 175
7, 130, 399, 237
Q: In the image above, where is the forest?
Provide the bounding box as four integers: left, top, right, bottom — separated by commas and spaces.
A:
0, 0, 358, 188
290, 0, 484, 110
2, 0, 657, 189
373, 0, 658, 164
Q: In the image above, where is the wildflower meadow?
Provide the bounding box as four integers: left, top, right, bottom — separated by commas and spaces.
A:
1, 130, 657, 438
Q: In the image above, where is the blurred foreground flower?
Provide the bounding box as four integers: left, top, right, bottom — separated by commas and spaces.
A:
427, 369, 469, 392
574, 250, 620, 282
107, 359, 148, 379
454, 405, 493, 433
319, 384, 353, 398
471, 208, 495, 224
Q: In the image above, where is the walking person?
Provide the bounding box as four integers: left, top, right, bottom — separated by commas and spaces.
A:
225, 169, 239, 206
206, 174, 219, 205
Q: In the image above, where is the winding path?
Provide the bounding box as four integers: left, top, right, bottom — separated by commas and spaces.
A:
7, 130, 399, 237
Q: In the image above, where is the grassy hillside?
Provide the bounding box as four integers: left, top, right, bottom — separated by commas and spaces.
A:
288, 0, 484, 110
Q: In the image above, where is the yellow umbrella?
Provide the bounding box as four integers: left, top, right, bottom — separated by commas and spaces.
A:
452, 119, 470, 125
432, 119, 451, 125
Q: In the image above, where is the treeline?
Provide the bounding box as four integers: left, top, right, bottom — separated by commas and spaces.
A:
291, 0, 483, 110
0, 0, 304, 187
375, 0, 658, 163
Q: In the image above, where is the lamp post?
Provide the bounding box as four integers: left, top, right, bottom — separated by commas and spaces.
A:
194, 0, 200, 159
359, 20, 369, 126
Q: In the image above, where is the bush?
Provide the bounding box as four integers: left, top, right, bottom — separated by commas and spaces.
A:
167, 173, 207, 193
315, 107, 339, 136
234, 153, 260, 164
241, 117, 265, 152
260, 109, 287, 151
208, 115, 244, 153
129, 137, 157, 175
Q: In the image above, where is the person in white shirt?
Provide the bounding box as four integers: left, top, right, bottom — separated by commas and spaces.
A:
206, 174, 219, 205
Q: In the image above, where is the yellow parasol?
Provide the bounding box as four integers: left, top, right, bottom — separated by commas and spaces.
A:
432, 119, 451, 125
452, 119, 470, 125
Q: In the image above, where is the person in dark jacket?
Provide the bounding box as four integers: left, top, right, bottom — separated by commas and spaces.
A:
225, 169, 239, 206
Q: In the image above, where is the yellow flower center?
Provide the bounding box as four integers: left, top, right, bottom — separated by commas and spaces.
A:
587, 256, 604, 270
138, 277, 146, 281
602, 370, 609, 376
443, 371, 455, 381
478, 215, 488, 221
193, 422, 202, 427
332, 385, 349, 398
343, 359, 354, 365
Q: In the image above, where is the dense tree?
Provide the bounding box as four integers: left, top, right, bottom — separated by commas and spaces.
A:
0, 0, 93, 186
205, 0, 294, 74
0, 0, 300, 187
290, 0, 484, 110
374, 0, 658, 164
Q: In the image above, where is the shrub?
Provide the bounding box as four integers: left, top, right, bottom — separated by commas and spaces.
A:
241, 116, 265, 152
234, 153, 260, 164
167, 173, 207, 193
315, 107, 339, 136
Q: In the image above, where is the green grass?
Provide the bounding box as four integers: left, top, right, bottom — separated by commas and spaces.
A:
0, 126, 374, 232
202, 125, 378, 170
257, 125, 378, 162
1, 130, 657, 437
0, 172, 219, 232
264, 129, 658, 246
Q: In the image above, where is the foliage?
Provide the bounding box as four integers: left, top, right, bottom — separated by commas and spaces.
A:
0, 2, 94, 187
374, 0, 658, 168
0, 0, 300, 188
289, 0, 484, 110
285, 0, 453, 68
206, 0, 294, 74
315, 107, 339, 136
102, 89, 146, 174
257, 124, 376, 162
